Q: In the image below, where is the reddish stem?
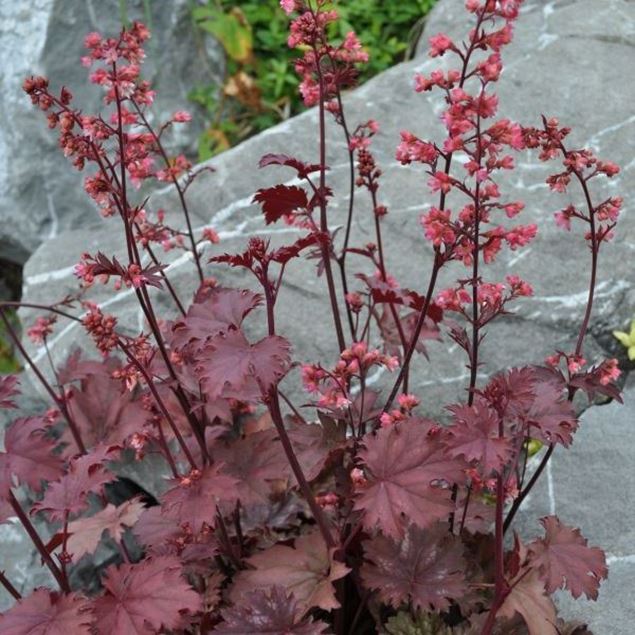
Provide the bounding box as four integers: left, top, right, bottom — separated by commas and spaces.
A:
0, 570, 21, 601
312, 42, 346, 353
132, 101, 205, 283
8, 491, 69, 593
0, 309, 86, 454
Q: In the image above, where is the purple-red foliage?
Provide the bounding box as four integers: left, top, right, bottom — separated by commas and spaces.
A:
0, 1, 622, 633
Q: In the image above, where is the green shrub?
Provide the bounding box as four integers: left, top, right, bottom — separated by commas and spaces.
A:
190, 0, 437, 158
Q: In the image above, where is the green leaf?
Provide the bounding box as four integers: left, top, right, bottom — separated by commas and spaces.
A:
196, 8, 253, 63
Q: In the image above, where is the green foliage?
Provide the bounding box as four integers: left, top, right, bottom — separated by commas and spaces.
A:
0, 310, 20, 374
613, 319, 635, 361
190, 0, 437, 158
383, 611, 452, 635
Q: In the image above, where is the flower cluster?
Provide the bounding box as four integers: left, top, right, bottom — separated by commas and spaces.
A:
302, 341, 398, 409
524, 118, 622, 244
283, 0, 368, 107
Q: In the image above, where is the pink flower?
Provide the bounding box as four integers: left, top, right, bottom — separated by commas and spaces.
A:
597, 161, 620, 177
84, 32, 102, 49
421, 207, 456, 247
429, 33, 454, 57
397, 394, 420, 411
203, 228, 220, 244
428, 171, 453, 194
27, 316, 57, 344
280, 0, 295, 15
395, 131, 438, 164
436, 287, 471, 311
504, 224, 537, 250
172, 110, 192, 123
506, 275, 533, 297
598, 358, 621, 385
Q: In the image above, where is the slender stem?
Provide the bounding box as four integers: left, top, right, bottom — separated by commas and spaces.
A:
312, 42, 346, 353
9, 491, 69, 593
503, 444, 554, 533
134, 227, 187, 316
117, 338, 198, 470
268, 394, 335, 548
504, 141, 601, 535
0, 302, 78, 322
383, 252, 442, 412
0, 309, 86, 454
132, 102, 204, 283
261, 275, 335, 548
0, 570, 21, 601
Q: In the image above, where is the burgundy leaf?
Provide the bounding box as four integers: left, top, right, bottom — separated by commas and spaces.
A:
525, 381, 578, 446
94, 556, 201, 633
0, 416, 63, 496
258, 153, 322, 179
269, 233, 325, 265
159, 465, 240, 533
481, 367, 537, 418
132, 506, 181, 551
354, 418, 465, 538
569, 365, 623, 403
0, 375, 19, 409
231, 530, 350, 611
213, 428, 289, 505
196, 330, 291, 400
499, 565, 558, 635
253, 185, 308, 224
65, 359, 148, 448
215, 586, 328, 634
444, 399, 512, 474
169, 287, 262, 349
361, 522, 467, 611
529, 515, 608, 599
0, 589, 94, 635
32, 448, 117, 521
66, 498, 145, 560
287, 417, 348, 482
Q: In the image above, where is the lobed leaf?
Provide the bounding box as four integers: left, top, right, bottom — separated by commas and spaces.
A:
529, 515, 607, 600
354, 418, 465, 538
94, 556, 201, 633
0, 589, 93, 634
361, 522, 467, 612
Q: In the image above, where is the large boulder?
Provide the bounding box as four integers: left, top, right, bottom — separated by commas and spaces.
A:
0, 0, 223, 265
17, 0, 635, 410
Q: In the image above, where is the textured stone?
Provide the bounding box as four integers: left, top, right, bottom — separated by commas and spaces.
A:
0, 0, 223, 264
17, 0, 635, 414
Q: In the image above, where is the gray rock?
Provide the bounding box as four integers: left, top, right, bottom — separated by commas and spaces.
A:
17, 0, 635, 414
0, 0, 223, 265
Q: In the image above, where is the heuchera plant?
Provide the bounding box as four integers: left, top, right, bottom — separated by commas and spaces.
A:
0, 0, 624, 633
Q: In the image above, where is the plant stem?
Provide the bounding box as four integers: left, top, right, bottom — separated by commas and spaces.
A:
133, 102, 205, 283
0, 309, 86, 454
9, 491, 69, 593
504, 140, 600, 535
312, 43, 346, 353
0, 570, 21, 601
262, 275, 335, 548
383, 251, 442, 411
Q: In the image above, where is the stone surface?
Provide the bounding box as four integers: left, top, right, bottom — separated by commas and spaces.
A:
0, 0, 223, 265
4, 0, 635, 627
17, 0, 635, 412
